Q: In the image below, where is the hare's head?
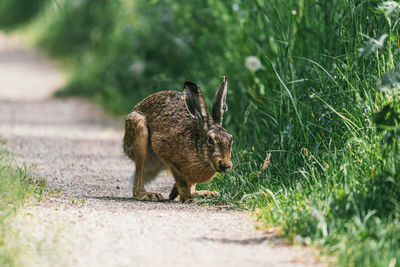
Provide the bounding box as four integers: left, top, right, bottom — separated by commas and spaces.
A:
183, 75, 233, 172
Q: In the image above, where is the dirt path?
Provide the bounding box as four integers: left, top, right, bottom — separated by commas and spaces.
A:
0, 33, 323, 267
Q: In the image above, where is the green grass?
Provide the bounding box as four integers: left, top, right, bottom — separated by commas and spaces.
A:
0, 0, 47, 29
0, 148, 47, 266
2, 0, 400, 266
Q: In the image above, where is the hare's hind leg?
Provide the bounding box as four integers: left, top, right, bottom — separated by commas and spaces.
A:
124, 111, 163, 202
143, 150, 166, 184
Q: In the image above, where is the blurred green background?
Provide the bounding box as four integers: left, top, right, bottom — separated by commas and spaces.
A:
1, 0, 400, 266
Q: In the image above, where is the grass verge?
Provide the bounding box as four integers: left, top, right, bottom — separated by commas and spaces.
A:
0, 148, 47, 266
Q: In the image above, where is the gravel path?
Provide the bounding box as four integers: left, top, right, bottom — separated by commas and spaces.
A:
0, 33, 324, 267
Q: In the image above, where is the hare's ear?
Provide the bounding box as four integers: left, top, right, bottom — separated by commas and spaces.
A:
183, 81, 209, 130
212, 75, 228, 124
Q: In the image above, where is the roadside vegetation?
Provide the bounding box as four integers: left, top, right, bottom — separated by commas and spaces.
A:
0, 147, 47, 266
1, 0, 399, 266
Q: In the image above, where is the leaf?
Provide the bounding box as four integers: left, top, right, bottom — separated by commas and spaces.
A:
358, 34, 388, 57
258, 152, 271, 175
375, 104, 400, 132
380, 69, 400, 89
376, 1, 400, 17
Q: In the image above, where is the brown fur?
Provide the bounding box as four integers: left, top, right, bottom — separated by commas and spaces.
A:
123, 76, 233, 202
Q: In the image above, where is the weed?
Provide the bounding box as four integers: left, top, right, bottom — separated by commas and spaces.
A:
69, 196, 86, 205
0, 148, 50, 265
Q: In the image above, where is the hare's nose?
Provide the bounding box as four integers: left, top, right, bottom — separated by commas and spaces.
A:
220, 162, 232, 172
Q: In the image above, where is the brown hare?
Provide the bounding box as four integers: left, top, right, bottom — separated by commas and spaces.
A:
123, 75, 233, 202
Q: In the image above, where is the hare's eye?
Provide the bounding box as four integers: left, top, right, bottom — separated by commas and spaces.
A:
207, 136, 215, 145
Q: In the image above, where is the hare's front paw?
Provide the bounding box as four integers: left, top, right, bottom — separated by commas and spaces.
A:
193, 190, 218, 197
169, 183, 192, 202
133, 191, 164, 202
173, 190, 218, 203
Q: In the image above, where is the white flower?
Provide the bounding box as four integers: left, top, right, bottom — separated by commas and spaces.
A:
232, 3, 239, 11
129, 61, 145, 75
245, 56, 263, 72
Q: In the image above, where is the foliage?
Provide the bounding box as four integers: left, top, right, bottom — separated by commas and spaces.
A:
0, 0, 47, 29
0, 149, 47, 266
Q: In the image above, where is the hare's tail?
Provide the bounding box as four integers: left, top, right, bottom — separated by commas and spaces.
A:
123, 114, 136, 160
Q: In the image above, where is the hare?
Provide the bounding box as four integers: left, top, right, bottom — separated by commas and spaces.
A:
123, 75, 233, 202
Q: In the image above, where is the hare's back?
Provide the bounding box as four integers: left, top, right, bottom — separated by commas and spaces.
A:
133, 91, 189, 121
133, 90, 196, 132
133, 91, 199, 157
